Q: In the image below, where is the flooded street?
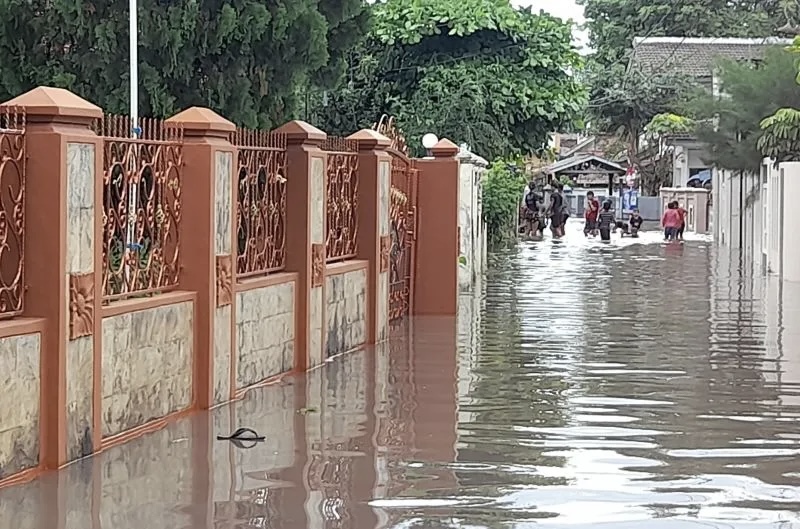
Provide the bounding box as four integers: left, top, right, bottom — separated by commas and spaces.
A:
3, 220, 800, 528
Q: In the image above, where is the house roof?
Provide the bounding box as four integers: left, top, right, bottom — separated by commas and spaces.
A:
629, 36, 792, 77
546, 154, 625, 175
562, 136, 596, 158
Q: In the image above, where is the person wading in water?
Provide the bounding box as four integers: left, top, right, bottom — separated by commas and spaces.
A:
597, 200, 616, 242
523, 182, 542, 239
548, 183, 568, 238
676, 202, 687, 239
584, 191, 600, 237
662, 201, 682, 241
628, 209, 644, 237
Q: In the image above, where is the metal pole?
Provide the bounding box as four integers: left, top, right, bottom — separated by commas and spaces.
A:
126, 0, 139, 285
130, 0, 138, 134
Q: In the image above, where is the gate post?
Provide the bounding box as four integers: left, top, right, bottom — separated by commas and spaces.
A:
347, 129, 392, 343
0, 87, 104, 471
414, 139, 460, 315
275, 120, 328, 370
164, 107, 236, 408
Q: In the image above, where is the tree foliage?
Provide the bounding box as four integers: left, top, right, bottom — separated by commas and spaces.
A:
0, 0, 370, 128
758, 108, 800, 163
313, 0, 586, 160
578, 0, 784, 67
757, 35, 800, 163
646, 113, 695, 136
579, 0, 785, 149
691, 47, 800, 173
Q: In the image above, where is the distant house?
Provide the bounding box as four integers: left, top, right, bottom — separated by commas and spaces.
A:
628, 37, 791, 188
544, 154, 626, 192
551, 132, 626, 162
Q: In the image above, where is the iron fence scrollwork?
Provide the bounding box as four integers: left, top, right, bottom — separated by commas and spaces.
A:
322, 137, 359, 262
0, 108, 26, 319
373, 115, 417, 321
234, 128, 288, 278
96, 115, 183, 302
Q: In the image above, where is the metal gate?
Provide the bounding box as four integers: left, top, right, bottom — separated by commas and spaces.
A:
374, 116, 417, 321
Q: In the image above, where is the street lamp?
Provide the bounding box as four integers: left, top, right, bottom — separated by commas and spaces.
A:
126, 0, 139, 284
129, 0, 138, 136
422, 133, 438, 157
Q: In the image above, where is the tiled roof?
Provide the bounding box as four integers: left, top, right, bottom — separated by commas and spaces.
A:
629, 37, 792, 77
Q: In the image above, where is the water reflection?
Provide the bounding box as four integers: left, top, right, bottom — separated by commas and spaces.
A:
2, 221, 800, 528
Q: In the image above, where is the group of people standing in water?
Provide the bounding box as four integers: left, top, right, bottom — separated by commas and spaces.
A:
582, 190, 644, 241
522, 182, 644, 242
661, 200, 687, 241
522, 182, 567, 239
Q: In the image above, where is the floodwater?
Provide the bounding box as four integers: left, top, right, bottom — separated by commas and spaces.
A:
3, 220, 800, 528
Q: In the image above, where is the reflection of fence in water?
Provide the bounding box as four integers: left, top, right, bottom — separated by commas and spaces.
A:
307, 441, 355, 528
95, 115, 183, 301
213, 486, 284, 528
375, 325, 416, 497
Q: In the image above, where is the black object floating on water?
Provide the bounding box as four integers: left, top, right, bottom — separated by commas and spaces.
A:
217, 427, 265, 449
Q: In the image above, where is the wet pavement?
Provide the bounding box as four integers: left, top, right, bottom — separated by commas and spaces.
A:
3, 220, 800, 528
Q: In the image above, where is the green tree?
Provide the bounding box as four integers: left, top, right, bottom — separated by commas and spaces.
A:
0, 0, 370, 128
758, 108, 800, 163
691, 46, 800, 173
578, 0, 784, 67
757, 35, 800, 163
586, 62, 692, 154
313, 0, 586, 160
635, 113, 695, 193
579, 0, 786, 187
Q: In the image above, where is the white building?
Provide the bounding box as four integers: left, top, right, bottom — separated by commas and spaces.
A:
630, 37, 791, 188
713, 160, 800, 282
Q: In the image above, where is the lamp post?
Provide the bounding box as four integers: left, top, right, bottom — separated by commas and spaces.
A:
422, 133, 438, 157
129, 0, 138, 137
126, 0, 140, 284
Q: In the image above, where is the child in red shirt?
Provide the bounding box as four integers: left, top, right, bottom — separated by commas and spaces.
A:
662, 201, 682, 241
584, 191, 600, 237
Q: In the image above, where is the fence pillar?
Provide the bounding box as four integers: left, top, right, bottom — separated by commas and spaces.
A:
1, 87, 104, 469
347, 129, 392, 344
413, 139, 460, 315
275, 120, 327, 370
165, 108, 236, 409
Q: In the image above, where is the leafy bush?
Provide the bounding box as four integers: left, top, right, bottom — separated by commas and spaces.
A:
645, 113, 694, 136
482, 157, 527, 246
755, 38, 800, 165
758, 108, 800, 164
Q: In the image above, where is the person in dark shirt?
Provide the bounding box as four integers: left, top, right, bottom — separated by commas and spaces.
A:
628, 209, 644, 237
523, 183, 542, 239
548, 184, 567, 238
597, 200, 616, 242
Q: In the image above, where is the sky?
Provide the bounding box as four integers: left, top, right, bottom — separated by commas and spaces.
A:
513, 0, 589, 51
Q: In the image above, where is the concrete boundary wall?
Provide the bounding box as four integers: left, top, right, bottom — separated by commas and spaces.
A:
0, 87, 464, 486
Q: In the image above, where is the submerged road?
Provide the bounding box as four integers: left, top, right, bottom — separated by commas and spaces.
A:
3, 220, 800, 528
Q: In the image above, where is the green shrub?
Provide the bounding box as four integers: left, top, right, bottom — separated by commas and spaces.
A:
758, 108, 800, 164
482, 157, 527, 246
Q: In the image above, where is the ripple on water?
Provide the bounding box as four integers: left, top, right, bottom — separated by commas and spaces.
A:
381, 221, 800, 528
